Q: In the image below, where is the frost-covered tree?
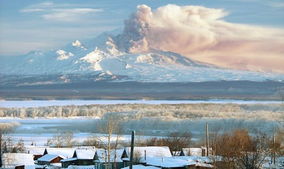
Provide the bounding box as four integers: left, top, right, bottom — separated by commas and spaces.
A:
96, 113, 123, 169
46, 131, 75, 147
0, 122, 19, 167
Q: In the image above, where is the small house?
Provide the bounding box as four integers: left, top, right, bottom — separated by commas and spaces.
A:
122, 146, 172, 163
37, 154, 64, 165
61, 149, 98, 168
180, 147, 212, 157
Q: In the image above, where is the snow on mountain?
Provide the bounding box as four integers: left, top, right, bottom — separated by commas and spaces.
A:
56, 50, 74, 60
72, 40, 87, 50
0, 32, 284, 82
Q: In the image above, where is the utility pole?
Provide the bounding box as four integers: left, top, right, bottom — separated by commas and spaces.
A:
129, 131, 135, 169
0, 132, 2, 168
273, 132, 276, 165
205, 123, 209, 156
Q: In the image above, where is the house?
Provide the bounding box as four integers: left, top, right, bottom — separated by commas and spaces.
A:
145, 156, 196, 169
96, 148, 125, 169
37, 154, 64, 165
122, 146, 172, 163
180, 147, 212, 157
26, 146, 79, 159
144, 156, 214, 169
25, 146, 95, 169
119, 146, 213, 169
61, 149, 98, 168
62, 148, 129, 169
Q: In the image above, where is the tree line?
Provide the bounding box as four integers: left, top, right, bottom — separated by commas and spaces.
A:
0, 103, 283, 121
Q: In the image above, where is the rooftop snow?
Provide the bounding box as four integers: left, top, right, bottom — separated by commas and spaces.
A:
122, 164, 161, 169
125, 146, 172, 158
73, 149, 96, 159
145, 157, 196, 168
38, 154, 63, 162
26, 146, 95, 159
67, 165, 95, 169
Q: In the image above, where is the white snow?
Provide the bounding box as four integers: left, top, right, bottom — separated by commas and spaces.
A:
145, 157, 195, 168
125, 146, 172, 158
136, 54, 154, 64
181, 147, 212, 156
56, 50, 74, 60
27, 147, 74, 157
1, 32, 284, 82
26, 146, 96, 159
67, 165, 95, 169
80, 48, 106, 71
144, 156, 214, 168
122, 165, 161, 169
74, 148, 96, 159
105, 37, 122, 56
95, 148, 124, 162
126, 64, 132, 69
38, 154, 62, 162
3, 153, 34, 168
72, 40, 87, 50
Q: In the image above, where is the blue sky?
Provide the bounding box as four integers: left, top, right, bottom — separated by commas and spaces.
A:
0, 0, 283, 56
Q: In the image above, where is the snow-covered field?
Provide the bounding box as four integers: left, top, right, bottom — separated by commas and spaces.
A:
0, 99, 282, 108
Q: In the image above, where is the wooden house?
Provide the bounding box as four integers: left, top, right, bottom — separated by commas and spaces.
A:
61, 149, 98, 168
37, 154, 64, 165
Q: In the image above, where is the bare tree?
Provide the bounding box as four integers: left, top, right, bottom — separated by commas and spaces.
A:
96, 113, 123, 169
46, 131, 75, 147
14, 139, 25, 153
133, 151, 143, 163
0, 122, 19, 167
214, 129, 270, 169
82, 135, 103, 147
275, 126, 284, 155
146, 132, 191, 155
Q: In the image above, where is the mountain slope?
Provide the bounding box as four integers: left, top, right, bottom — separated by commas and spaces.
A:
0, 32, 284, 83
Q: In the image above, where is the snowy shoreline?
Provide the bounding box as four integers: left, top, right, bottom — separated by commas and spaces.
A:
0, 99, 282, 108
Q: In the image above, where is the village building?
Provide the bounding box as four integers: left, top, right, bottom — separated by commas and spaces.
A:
36, 154, 64, 166
123, 146, 172, 162
179, 147, 212, 157
62, 148, 126, 169
61, 149, 97, 168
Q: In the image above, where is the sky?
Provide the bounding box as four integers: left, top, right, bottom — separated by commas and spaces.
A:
0, 0, 283, 56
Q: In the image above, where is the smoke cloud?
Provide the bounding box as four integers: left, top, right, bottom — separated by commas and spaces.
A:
118, 4, 284, 73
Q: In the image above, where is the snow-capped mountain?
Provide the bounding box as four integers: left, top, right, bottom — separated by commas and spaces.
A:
1, 32, 284, 83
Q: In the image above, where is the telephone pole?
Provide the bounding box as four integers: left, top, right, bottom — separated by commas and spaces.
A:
205, 123, 209, 156
130, 131, 135, 169
273, 132, 276, 165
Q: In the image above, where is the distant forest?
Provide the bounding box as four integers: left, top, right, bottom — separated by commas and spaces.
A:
1, 103, 283, 121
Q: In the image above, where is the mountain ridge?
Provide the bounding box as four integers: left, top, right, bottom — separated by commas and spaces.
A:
0, 31, 284, 83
